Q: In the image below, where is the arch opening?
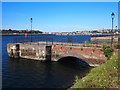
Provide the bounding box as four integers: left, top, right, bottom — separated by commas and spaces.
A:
58, 56, 90, 69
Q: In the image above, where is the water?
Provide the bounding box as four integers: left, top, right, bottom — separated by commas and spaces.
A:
13, 34, 92, 43
2, 35, 92, 88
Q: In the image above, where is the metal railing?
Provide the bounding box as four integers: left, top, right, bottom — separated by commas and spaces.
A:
13, 36, 118, 48
13, 36, 91, 44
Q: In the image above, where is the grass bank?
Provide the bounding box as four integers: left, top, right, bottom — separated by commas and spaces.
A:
72, 53, 119, 88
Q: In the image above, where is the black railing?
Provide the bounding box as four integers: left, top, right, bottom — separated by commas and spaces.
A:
13, 37, 91, 44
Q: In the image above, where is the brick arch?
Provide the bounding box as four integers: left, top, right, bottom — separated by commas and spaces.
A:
57, 55, 90, 66
52, 52, 88, 62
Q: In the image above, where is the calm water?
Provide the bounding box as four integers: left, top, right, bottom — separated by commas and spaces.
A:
2, 35, 92, 88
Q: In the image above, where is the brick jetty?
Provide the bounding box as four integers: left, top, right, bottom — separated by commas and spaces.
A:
7, 41, 108, 67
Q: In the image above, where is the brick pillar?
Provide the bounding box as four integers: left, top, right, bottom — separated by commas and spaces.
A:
46, 46, 52, 61
15, 44, 20, 58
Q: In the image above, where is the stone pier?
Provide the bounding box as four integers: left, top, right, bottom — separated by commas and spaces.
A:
7, 41, 109, 66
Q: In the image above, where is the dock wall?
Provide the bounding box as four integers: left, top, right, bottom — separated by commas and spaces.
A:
7, 42, 118, 66
7, 43, 47, 61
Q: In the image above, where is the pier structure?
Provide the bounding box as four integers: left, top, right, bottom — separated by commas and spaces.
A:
7, 41, 109, 67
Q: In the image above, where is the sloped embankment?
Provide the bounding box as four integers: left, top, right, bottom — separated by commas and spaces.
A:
73, 53, 119, 88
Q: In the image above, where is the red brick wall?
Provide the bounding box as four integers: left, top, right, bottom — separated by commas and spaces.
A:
52, 46, 107, 64
53, 46, 104, 55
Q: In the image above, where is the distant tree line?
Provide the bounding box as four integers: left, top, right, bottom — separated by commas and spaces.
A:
1, 29, 43, 34
90, 30, 101, 33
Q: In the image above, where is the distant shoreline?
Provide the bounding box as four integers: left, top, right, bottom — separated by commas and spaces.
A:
0, 34, 45, 35
0, 33, 91, 36
0, 33, 119, 36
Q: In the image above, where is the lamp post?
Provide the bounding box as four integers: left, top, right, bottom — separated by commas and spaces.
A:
30, 18, 32, 42
116, 26, 117, 30
111, 12, 115, 47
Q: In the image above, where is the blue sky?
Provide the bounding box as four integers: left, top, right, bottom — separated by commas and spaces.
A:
2, 0, 120, 2
2, 2, 118, 32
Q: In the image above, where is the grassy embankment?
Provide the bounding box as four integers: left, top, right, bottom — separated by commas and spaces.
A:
73, 53, 119, 88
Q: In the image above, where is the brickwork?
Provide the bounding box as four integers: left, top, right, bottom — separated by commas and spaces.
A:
52, 46, 107, 66
7, 42, 115, 66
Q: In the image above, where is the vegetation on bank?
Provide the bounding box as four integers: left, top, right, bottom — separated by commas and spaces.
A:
102, 45, 113, 59
102, 36, 120, 59
73, 53, 119, 88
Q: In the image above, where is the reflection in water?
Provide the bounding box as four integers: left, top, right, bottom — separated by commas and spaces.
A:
58, 56, 90, 69
3, 57, 91, 88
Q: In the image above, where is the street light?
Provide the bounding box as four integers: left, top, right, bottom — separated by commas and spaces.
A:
115, 26, 117, 30
30, 18, 32, 42
111, 12, 115, 47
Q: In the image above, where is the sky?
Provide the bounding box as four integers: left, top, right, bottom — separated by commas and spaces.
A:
2, 2, 119, 32
2, 0, 120, 2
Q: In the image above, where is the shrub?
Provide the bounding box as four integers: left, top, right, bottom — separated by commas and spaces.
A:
102, 45, 113, 59
118, 36, 120, 40
102, 45, 110, 51
104, 48, 113, 58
